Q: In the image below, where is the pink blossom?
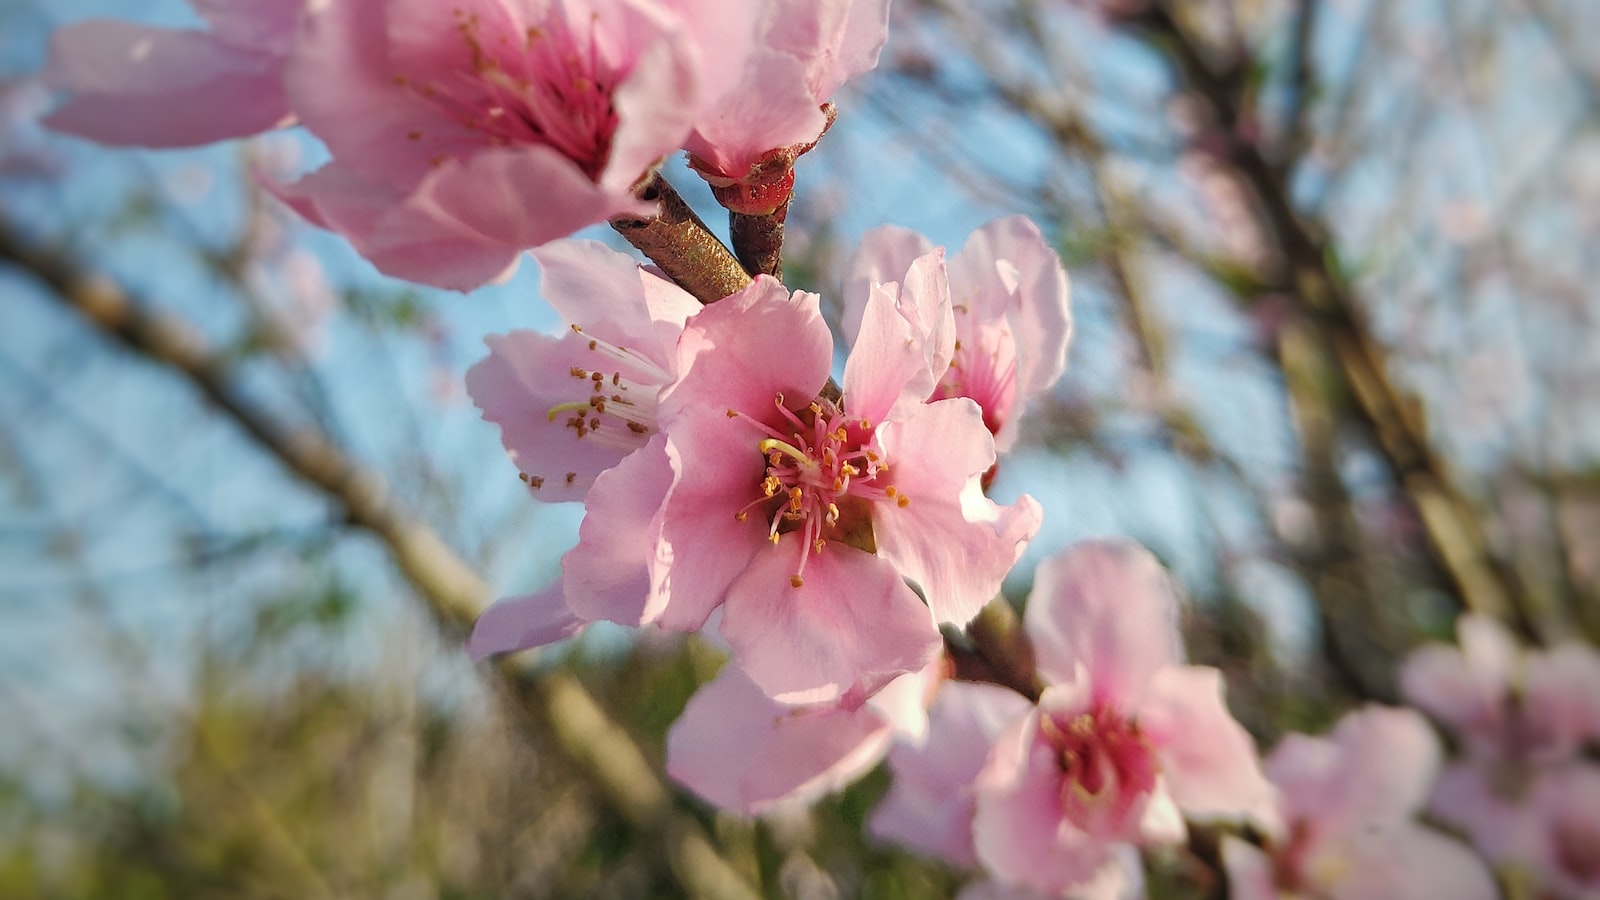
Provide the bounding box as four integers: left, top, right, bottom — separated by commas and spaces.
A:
843, 217, 1072, 451
686, 0, 890, 206
666, 658, 940, 814
43, 0, 300, 147
465, 239, 699, 503
1223, 706, 1497, 900
870, 680, 1034, 867
275, 0, 761, 290
564, 265, 1042, 704
1401, 613, 1600, 764
1527, 764, 1600, 898
1400, 613, 1600, 875
970, 540, 1271, 895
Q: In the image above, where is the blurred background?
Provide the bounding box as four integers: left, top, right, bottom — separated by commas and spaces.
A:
2, 0, 1597, 896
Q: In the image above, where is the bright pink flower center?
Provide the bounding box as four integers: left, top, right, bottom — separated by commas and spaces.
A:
730, 394, 904, 587
395, 8, 621, 179
1041, 704, 1158, 836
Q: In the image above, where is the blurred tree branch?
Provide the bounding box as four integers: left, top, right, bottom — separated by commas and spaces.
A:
0, 209, 761, 900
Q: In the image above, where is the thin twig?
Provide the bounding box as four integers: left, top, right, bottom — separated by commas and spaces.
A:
610, 173, 753, 304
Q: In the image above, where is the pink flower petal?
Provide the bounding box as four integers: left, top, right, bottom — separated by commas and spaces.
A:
271, 160, 523, 291
1429, 761, 1545, 864
666, 664, 893, 814
44, 21, 290, 146
602, 14, 703, 192
466, 581, 583, 660
1310, 824, 1497, 900
843, 249, 955, 424
871, 399, 1040, 625
561, 436, 673, 625
685, 48, 824, 180
841, 224, 936, 344
871, 681, 1033, 866
1399, 613, 1516, 746
650, 406, 770, 631
1024, 539, 1184, 699
660, 277, 833, 421
946, 216, 1073, 451
766, 0, 891, 101
1137, 666, 1272, 824
719, 539, 939, 705
1524, 641, 1600, 758
531, 240, 699, 354
1267, 706, 1439, 831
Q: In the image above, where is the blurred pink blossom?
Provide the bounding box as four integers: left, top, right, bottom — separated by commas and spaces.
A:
43, 0, 300, 146
1223, 706, 1496, 900
1400, 613, 1600, 891
842, 216, 1073, 452
969, 540, 1272, 895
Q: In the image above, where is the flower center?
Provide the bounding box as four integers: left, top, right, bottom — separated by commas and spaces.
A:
1041, 704, 1157, 837
395, 8, 619, 180
730, 393, 905, 587
519, 324, 664, 490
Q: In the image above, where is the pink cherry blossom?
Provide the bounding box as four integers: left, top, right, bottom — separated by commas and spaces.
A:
666, 658, 940, 815
1401, 613, 1600, 764
563, 267, 1041, 704
1527, 764, 1600, 899
843, 217, 1073, 451
43, 0, 300, 147
275, 0, 760, 290
1400, 613, 1600, 876
870, 680, 1034, 867
686, 0, 890, 203
1223, 706, 1497, 900
970, 539, 1271, 895
465, 239, 699, 503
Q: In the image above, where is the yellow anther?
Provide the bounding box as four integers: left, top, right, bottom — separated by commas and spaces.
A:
897, 494, 910, 508
735, 511, 748, 521
790, 574, 805, 588
726, 409, 739, 418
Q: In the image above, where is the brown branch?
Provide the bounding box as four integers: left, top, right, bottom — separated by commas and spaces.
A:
611, 173, 753, 304
0, 212, 761, 900
1137, 3, 1525, 630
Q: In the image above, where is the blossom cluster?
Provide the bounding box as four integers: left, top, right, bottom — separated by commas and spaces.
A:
46, 0, 888, 290
38, 1, 1600, 898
